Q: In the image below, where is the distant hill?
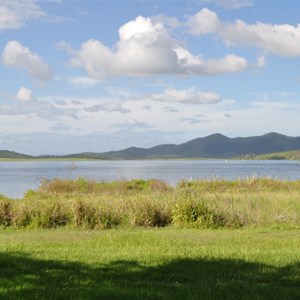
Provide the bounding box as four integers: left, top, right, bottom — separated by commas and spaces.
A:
95, 132, 300, 159
0, 150, 33, 159
1, 133, 300, 159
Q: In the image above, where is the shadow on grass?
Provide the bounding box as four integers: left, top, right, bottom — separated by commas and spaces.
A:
0, 252, 299, 299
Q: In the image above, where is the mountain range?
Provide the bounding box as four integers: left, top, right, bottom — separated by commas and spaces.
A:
1, 132, 300, 159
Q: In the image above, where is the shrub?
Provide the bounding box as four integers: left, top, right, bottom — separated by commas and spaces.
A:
72, 200, 122, 229
13, 203, 33, 228
130, 199, 171, 227
0, 199, 13, 227
37, 201, 70, 228
172, 197, 225, 228
72, 200, 93, 228
95, 206, 122, 229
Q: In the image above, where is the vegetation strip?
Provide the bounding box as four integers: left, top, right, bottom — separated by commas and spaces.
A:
1, 178, 300, 229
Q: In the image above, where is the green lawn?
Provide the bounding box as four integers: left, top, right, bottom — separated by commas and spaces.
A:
0, 228, 299, 299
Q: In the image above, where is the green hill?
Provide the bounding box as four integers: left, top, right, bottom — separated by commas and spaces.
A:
0, 150, 33, 159
95, 132, 300, 159
1, 133, 300, 160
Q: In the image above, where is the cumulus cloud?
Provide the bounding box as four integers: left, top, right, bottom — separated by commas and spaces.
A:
0, 0, 45, 30
16, 87, 35, 102
188, 8, 220, 36
0, 87, 79, 120
173, 45, 249, 74
188, 8, 300, 57
2, 41, 52, 82
67, 15, 250, 78
147, 88, 221, 104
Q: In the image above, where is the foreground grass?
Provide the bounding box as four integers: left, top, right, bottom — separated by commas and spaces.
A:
0, 228, 299, 299
1, 179, 300, 299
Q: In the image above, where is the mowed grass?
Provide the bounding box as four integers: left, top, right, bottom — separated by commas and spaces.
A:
0, 228, 300, 299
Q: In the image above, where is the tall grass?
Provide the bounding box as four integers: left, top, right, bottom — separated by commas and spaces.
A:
1, 177, 300, 229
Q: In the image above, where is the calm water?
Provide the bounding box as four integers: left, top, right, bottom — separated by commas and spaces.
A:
1, 160, 300, 198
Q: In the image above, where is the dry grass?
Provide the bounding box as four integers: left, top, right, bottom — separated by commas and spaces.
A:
1, 178, 300, 229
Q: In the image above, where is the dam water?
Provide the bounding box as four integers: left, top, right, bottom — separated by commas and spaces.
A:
1, 159, 299, 198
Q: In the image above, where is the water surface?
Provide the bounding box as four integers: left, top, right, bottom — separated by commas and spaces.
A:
1, 160, 299, 198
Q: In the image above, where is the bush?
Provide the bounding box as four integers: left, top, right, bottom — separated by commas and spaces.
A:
37, 201, 71, 228
130, 198, 171, 227
13, 203, 33, 228
95, 206, 122, 229
72, 200, 96, 229
0, 199, 13, 227
172, 197, 225, 228
72, 200, 122, 229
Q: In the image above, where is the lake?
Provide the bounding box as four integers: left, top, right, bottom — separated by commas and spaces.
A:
1, 160, 300, 198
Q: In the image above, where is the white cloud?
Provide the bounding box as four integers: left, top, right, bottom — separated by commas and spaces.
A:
151, 14, 182, 29
188, 8, 220, 36
67, 15, 250, 78
205, 54, 250, 74
173, 46, 249, 74
250, 101, 300, 110
188, 8, 300, 57
147, 88, 221, 104
67, 76, 99, 89
55, 40, 75, 54
199, 0, 254, 9
0, 88, 79, 120
16, 87, 35, 102
181, 115, 209, 124
257, 55, 266, 68
124, 118, 152, 129
217, 0, 254, 9
2, 41, 52, 82
84, 102, 130, 113
0, 0, 45, 30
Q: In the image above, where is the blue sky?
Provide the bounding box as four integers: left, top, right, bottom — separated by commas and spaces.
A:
0, 0, 300, 154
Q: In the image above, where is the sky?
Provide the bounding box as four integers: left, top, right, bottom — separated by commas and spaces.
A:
0, 0, 300, 155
